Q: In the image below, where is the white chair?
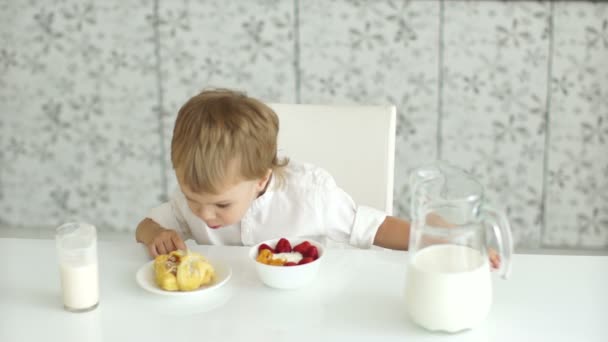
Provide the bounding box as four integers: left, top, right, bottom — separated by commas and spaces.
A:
268, 103, 396, 215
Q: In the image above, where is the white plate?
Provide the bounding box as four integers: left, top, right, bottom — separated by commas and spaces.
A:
135, 259, 232, 296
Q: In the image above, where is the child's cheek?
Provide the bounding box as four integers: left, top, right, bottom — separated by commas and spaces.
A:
224, 208, 242, 225
188, 203, 201, 215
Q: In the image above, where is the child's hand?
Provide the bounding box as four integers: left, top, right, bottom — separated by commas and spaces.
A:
147, 228, 187, 258
489, 248, 501, 270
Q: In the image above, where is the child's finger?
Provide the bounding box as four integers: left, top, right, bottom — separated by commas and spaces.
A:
156, 241, 167, 255
488, 249, 501, 269
162, 240, 175, 254
147, 244, 158, 258
171, 234, 187, 251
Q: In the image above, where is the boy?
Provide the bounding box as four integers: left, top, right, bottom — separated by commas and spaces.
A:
136, 89, 410, 257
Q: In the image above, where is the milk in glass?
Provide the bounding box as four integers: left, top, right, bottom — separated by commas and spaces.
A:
56, 222, 100, 312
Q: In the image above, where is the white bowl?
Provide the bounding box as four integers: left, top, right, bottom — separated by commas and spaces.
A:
249, 238, 324, 289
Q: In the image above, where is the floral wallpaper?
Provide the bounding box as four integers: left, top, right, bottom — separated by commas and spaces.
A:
299, 0, 440, 220
0, 0, 163, 234
0, 0, 606, 251
440, 2, 551, 249
544, 2, 608, 248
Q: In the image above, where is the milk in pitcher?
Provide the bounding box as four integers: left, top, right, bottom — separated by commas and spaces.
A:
405, 244, 492, 332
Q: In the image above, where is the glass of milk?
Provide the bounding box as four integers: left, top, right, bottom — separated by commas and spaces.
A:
56, 222, 100, 312
405, 161, 513, 333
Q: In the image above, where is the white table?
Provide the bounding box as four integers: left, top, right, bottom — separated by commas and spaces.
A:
1, 238, 607, 341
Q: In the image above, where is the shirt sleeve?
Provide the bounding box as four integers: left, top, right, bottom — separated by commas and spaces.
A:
319, 178, 387, 249
146, 190, 192, 240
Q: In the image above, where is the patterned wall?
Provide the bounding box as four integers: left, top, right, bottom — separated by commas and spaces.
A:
0, 0, 606, 250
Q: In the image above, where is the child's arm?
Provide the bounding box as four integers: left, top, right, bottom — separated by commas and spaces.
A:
136, 218, 187, 257
373, 216, 411, 250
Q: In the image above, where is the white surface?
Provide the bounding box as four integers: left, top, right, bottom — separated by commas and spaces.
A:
405, 245, 491, 332
135, 260, 232, 296
1, 238, 607, 342
249, 238, 324, 289
270, 103, 396, 214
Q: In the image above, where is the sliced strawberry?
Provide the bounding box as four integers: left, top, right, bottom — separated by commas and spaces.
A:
293, 241, 311, 254
258, 243, 274, 254
284, 262, 298, 266
275, 238, 292, 253
305, 245, 319, 260
298, 257, 314, 265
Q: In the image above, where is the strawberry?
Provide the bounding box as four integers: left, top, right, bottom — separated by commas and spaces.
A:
284, 262, 298, 266
305, 245, 319, 260
298, 257, 314, 265
258, 243, 274, 254
293, 241, 311, 255
275, 238, 292, 253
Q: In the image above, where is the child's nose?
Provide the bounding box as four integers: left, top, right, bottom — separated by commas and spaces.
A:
199, 207, 216, 221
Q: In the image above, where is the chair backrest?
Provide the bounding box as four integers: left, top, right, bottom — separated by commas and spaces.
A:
268, 103, 396, 215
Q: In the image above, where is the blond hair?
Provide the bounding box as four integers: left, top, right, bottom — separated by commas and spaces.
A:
171, 89, 288, 194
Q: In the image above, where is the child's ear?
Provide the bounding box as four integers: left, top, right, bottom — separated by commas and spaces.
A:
256, 169, 273, 190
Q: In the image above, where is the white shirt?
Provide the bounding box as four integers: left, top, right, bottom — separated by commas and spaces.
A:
146, 160, 387, 249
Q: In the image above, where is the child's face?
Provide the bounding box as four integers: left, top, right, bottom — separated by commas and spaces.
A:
179, 172, 271, 229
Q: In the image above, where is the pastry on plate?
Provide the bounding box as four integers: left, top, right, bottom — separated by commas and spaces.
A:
154, 250, 215, 291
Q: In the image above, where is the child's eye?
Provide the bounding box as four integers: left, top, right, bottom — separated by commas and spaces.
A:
216, 203, 231, 209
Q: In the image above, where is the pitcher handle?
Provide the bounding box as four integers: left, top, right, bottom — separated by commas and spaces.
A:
481, 205, 513, 279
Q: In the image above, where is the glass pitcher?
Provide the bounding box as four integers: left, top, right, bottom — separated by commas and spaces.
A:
404, 161, 513, 333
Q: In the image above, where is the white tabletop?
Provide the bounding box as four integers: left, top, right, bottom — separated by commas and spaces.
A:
1, 238, 607, 341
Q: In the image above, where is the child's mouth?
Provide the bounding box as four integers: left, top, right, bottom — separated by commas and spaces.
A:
209, 225, 221, 229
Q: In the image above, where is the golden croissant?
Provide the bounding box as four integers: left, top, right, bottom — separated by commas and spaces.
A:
153, 250, 215, 291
